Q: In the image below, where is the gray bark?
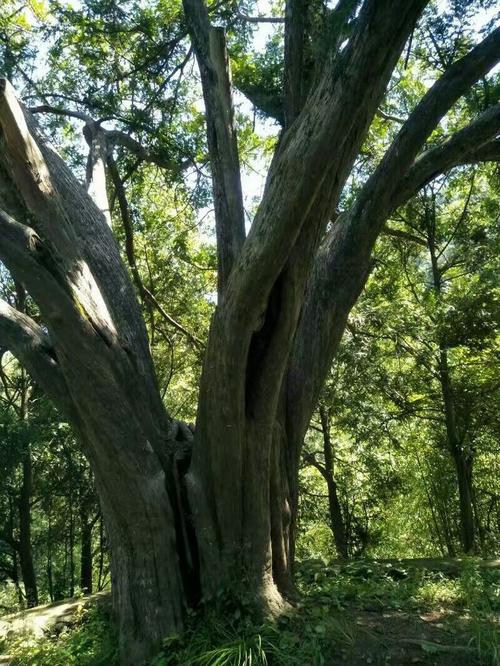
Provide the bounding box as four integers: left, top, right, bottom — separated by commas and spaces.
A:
187, 0, 428, 601
0, 78, 186, 665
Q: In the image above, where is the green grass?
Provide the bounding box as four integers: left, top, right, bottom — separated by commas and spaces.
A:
3, 559, 498, 665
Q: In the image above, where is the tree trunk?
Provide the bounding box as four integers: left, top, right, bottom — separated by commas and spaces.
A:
0, 81, 187, 664
319, 407, 349, 559
0, 8, 497, 662
452, 448, 475, 554
46, 505, 54, 601
80, 506, 94, 595
69, 493, 75, 597
18, 446, 38, 607
429, 227, 476, 555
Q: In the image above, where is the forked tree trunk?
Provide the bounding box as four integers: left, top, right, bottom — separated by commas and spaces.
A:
0, 80, 187, 664
0, 3, 498, 663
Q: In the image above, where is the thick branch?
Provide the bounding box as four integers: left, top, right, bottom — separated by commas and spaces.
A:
0, 80, 156, 367
83, 124, 112, 227
183, 0, 246, 294
287, 29, 500, 450
0, 299, 69, 407
284, 0, 307, 128
397, 103, 500, 204
226, 0, 427, 333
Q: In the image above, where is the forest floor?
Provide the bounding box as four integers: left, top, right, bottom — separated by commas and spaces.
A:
0, 558, 498, 665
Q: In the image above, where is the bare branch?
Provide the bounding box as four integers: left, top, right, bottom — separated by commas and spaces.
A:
183, 0, 246, 294
377, 109, 406, 123
28, 104, 93, 123
236, 10, 284, 23
382, 225, 427, 246
29, 103, 188, 173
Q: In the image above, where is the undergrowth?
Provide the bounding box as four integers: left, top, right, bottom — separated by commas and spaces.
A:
5, 604, 118, 666
3, 559, 498, 665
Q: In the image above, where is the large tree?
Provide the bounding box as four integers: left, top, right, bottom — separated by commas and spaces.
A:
0, 0, 499, 662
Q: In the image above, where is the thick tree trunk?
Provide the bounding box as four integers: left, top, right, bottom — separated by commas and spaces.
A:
75, 413, 186, 664
1, 9, 497, 664
0, 81, 187, 665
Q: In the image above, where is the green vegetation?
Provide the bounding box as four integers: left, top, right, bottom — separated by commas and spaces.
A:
4, 605, 118, 665
3, 560, 498, 665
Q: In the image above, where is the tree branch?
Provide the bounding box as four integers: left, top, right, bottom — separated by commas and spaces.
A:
28, 104, 93, 123
396, 103, 500, 204
236, 10, 284, 23
284, 0, 307, 128
0, 299, 69, 407
183, 0, 246, 294
29, 104, 188, 173
226, 0, 427, 332
286, 27, 500, 452
382, 225, 427, 246
107, 154, 202, 348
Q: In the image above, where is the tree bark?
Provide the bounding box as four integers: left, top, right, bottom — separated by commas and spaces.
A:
0, 79, 187, 665
0, 5, 498, 662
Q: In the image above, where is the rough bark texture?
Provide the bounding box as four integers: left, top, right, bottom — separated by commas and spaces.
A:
0, 79, 186, 665
187, 0, 429, 603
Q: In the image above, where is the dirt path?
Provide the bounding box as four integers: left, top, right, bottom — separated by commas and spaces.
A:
0, 591, 109, 664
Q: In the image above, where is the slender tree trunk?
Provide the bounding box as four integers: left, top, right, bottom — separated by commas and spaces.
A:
18, 446, 38, 607
80, 507, 94, 595
319, 407, 348, 559
97, 514, 106, 591
17, 363, 38, 610
428, 228, 476, 554
451, 446, 475, 553
46, 506, 54, 601
69, 494, 75, 597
